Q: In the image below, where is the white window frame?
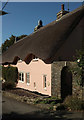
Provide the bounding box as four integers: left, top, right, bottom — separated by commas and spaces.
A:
19, 72, 24, 83
26, 72, 30, 85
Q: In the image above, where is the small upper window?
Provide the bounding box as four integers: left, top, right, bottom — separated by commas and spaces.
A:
32, 56, 39, 61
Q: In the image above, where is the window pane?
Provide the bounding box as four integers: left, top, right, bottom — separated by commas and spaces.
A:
19, 72, 24, 82
19, 73, 21, 80
26, 73, 30, 83
22, 73, 24, 81
43, 75, 47, 88
45, 78, 46, 87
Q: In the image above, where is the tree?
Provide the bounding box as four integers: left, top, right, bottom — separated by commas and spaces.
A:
2, 35, 15, 53
2, 34, 27, 53
70, 49, 84, 86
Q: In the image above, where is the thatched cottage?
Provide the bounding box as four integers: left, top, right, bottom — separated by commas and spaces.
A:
2, 4, 84, 99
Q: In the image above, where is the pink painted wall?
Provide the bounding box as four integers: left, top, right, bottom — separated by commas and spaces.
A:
15, 59, 51, 96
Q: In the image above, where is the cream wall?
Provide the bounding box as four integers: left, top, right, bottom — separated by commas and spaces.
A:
15, 59, 51, 96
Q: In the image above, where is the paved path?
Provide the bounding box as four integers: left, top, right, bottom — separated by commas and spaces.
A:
2, 96, 84, 120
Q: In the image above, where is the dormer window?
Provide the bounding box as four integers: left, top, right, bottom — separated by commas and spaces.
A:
32, 56, 39, 62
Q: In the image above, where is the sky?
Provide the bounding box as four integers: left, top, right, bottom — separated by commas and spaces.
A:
1, 2, 82, 45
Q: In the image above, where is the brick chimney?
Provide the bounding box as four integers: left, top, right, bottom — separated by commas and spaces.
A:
61, 4, 64, 11
57, 4, 69, 20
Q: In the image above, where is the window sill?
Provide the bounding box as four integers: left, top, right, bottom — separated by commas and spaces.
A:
32, 58, 39, 62
19, 80, 24, 83
44, 87, 47, 91
27, 83, 30, 86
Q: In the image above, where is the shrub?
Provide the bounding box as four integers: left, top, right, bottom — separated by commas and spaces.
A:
51, 101, 57, 105
47, 96, 57, 100
34, 98, 58, 105
2, 66, 18, 90
2, 81, 16, 90
56, 104, 67, 110
34, 99, 41, 104
2, 66, 18, 83
34, 99, 49, 104
63, 96, 84, 111
49, 106, 53, 110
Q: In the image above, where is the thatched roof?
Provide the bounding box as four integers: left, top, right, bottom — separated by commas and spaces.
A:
2, 5, 84, 65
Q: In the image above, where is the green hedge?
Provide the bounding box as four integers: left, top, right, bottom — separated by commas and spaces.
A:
2, 66, 18, 89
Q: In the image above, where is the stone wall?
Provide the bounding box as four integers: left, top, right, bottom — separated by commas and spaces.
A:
51, 61, 82, 99
67, 62, 82, 99
51, 61, 65, 98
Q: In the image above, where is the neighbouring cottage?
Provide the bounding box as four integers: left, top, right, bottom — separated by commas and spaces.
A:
2, 4, 84, 99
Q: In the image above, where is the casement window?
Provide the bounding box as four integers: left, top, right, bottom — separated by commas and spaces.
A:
43, 75, 47, 88
19, 72, 24, 82
26, 72, 30, 84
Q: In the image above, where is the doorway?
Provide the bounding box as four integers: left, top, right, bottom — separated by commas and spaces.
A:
61, 66, 72, 100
